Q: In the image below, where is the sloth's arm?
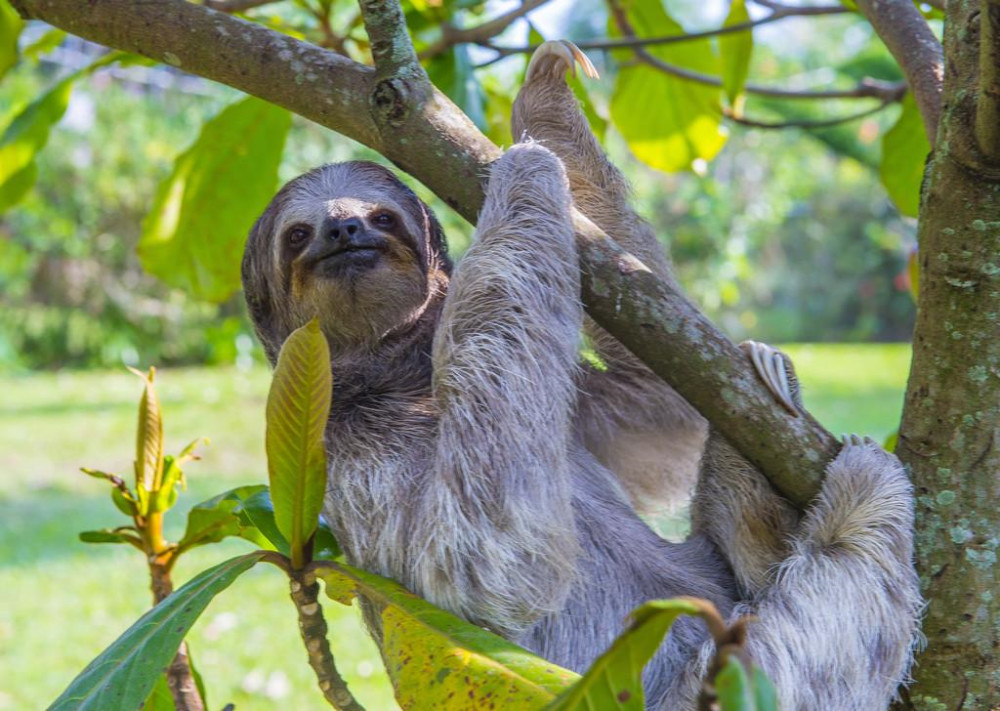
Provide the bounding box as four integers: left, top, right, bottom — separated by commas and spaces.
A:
676, 344, 922, 709
416, 141, 582, 636
512, 42, 706, 512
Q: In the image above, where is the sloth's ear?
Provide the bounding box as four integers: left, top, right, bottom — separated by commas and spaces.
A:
242, 202, 282, 365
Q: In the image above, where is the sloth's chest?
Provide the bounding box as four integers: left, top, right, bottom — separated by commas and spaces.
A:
322, 414, 437, 576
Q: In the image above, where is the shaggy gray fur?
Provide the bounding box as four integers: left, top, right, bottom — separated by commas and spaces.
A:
241, 43, 922, 710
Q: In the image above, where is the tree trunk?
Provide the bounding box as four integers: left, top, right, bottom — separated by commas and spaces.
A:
897, 0, 1000, 704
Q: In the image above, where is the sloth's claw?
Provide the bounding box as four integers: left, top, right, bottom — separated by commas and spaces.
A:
526, 40, 599, 82
740, 340, 802, 416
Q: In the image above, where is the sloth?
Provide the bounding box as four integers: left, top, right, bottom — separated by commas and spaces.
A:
242, 42, 922, 710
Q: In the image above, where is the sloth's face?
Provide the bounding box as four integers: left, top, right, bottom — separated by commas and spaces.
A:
248, 162, 448, 352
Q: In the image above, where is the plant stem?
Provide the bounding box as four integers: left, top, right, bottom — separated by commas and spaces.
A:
289, 571, 365, 711
150, 560, 206, 711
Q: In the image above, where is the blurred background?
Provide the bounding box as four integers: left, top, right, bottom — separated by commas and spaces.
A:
0, 0, 920, 708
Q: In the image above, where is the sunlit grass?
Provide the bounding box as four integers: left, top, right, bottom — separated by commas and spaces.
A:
0, 344, 911, 710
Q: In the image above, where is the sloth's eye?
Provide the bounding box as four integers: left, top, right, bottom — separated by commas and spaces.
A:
286, 226, 311, 246
372, 212, 395, 229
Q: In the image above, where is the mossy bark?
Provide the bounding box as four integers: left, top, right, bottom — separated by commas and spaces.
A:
897, 0, 1000, 706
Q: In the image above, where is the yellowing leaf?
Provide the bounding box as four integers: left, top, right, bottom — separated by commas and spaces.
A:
138, 96, 291, 302
316, 561, 578, 710
880, 94, 929, 217
720, 0, 753, 106
610, 0, 726, 172
265, 317, 331, 569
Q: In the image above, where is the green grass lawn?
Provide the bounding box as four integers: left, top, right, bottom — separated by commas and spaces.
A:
0, 343, 910, 710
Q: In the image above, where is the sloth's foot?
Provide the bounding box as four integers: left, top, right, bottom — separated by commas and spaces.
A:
525, 40, 599, 83
739, 340, 802, 415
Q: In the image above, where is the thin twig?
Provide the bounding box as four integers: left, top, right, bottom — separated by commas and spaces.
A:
605, 2, 906, 103
419, 0, 552, 60
150, 563, 206, 711
724, 97, 896, 128
289, 571, 365, 711
853, 0, 943, 141
975, 0, 1000, 158
479, 3, 848, 62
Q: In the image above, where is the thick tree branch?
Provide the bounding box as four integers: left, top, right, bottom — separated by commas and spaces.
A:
976, 0, 1000, 158
853, 0, 943, 141
202, 0, 279, 12
10, 0, 836, 507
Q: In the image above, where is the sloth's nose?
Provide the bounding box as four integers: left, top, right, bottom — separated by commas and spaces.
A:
325, 217, 363, 243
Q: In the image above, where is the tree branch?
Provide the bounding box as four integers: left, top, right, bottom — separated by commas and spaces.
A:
976, 0, 1000, 159
853, 0, 943, 141
724, 97, 897, 128
202, 0, 279, 12
10, 0, 836, 507
289, 572, 365, 711
481, 4, 848, 60
419, 0, 552, 60
606, 2, 906, 103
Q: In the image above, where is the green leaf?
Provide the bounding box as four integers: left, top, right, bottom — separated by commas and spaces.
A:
49, 552, 266, 711
231, 487, 342, 561
752, 665, 779, 710
129, 366, 164, 498
137, 96, 292, 302
152, 438, 203, 513
545, 597, 707, 710
0, 0, 22, 80
178, 484, 273, 551
715, 656, 754, 710
880, 94, 930, 217
143, 675, 176, 711
884, 430, 899, 453
610, 0, 726, 172
720, 0, 753, 106
111, 486, 139, 517
79, 529, 143, 547
0, 77, 73, 212
266, 317, 332, 569
426, 44, 487, 131
22, 27, 67, 62
317, 562, 578, 710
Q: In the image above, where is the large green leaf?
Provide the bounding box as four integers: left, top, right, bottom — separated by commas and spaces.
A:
880, 94, 929, 217
719, 0, 753, 106
317, 561, 579, 710
49, 553, 266, 711
0, 0, 22, 80
266, 317, 332, 569
545, 598, 707, 710
714, 656, 779, 711
610, 0, 726, 172
137, 96, 291, 302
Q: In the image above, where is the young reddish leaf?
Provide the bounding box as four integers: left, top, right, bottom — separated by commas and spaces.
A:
265, 317, 332, 569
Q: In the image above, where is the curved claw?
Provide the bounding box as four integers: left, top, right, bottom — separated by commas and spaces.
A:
526, 40, 599, 83
841, 433, 877, 447
740, 340, 801, 416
